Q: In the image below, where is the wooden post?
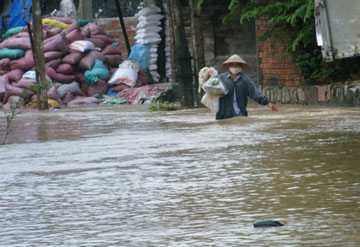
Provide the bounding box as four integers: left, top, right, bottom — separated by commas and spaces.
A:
169, 0, 194, 107
189, 0, 205, 107
22, 0, 48, 110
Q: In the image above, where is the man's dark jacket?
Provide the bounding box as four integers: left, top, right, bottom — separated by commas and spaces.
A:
216, 72, 269, 119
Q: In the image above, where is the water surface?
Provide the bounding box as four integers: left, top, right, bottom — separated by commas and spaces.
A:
1, 105, 359, 246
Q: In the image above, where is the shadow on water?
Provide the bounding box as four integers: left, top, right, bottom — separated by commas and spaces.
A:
0, 104, 359, 246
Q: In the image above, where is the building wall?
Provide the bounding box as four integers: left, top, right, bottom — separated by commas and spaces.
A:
197, 2, 259, 85
97, 3, 303, 89
256, 17, 304, 86
96, 17, 138, 59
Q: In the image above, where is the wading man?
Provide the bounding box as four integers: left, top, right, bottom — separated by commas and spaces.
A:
216, 54, 278, 119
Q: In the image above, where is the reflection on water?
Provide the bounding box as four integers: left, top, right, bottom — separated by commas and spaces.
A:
0, 105, 360, 246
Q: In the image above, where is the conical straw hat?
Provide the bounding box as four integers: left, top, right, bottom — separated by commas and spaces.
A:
222, 54, 248, 69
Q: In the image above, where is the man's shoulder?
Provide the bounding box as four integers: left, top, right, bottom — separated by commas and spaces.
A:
219, 71, 230, 80
241, 73, 255, 84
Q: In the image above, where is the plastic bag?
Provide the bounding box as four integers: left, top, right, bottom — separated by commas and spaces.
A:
198, 66, 218, 93
129, 43, 150, 71
201, 93, 221, 113
201, 76, 228, 95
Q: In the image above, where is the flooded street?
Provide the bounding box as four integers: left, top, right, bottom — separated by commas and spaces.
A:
1, 104, 360, 246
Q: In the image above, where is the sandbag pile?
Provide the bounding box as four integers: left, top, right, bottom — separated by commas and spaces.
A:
162, 2, 173, 82
134, 4, 164, 82
0, 16, 166, 109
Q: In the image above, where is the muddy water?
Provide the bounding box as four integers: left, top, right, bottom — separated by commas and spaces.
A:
0, 105, 359, 246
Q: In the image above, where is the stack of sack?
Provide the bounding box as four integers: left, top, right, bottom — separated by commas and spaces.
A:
134, 3, 164, 82
0, 16, 166, 110
162, 1, 173, 82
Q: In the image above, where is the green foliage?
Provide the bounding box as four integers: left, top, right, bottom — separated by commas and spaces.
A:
1, 81, 50, 145
2, 98, 23, 145
149, 101, 176, 112
198, 0, 360, 84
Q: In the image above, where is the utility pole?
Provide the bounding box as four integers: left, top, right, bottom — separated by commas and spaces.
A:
169, 0, 194, 107
23, 0, 48, 110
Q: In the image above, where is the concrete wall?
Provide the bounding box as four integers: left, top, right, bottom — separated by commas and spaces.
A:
259, 83, 360, 107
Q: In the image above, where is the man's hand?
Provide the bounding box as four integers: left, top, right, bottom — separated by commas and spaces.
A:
268, 103, 278, 112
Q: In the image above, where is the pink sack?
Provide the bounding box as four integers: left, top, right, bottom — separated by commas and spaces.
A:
6, 69, 24, 82
81, 79, 108, 96
79, 50, 105, 70
109, 67, 118, 75
45, 66, 57, 80
62, 91, 75, 105
85, 38, 106, 49
3, 83, 33, 103
0, 75, 9, 102
91, 34, 114, 44
45, 58, 62, 69
111, 84, 130, 92
0, 58, 11, 75
43, 33, 69, 53
136, 70, 149, 87
48, 85, 63, 105
15, 32, 29, 38
0, 37, 31, 50
47, 27, 62, 38
62, 52, 83, 65
81, 26, 91, 38
53, 72, 77, 84
63, 19, 80, 35
66, 29, 84, 43
9, 50, 34, 71
105, 54, 122, 67
102, 45, 122, 55
14, 78, 36, 89
88, 23, 107, 36
67, 96, 100, 106
2, 95, 23, 111
44, 51, 63, 62
56, 63, 75, 74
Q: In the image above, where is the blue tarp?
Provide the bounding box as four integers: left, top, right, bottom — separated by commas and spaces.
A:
0, 0, 32, 32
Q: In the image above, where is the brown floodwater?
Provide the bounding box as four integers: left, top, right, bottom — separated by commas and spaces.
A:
0, 104, 359, 246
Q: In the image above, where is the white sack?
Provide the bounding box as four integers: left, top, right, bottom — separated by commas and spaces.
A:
139, 14, 164, 22
136, 6, 161, 17
136, 20, 161, 29
69, 40, 95, 53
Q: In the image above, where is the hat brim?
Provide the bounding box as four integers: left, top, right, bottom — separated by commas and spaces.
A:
222, 62, 249, 70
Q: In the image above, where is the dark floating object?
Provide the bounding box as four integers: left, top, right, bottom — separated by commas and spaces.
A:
253, 220, 284, 228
